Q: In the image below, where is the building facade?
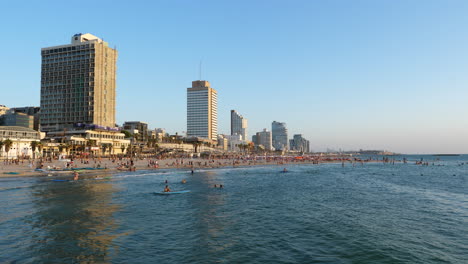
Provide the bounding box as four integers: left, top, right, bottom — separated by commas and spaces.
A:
187, 80, 218, 141
272, 121, 288, 151
0, 105, 9, 116
0, 126, 41, 159
2, 111, 34, 129
40, 33, 117, 132
45, 129, 130, 156
11, 107, 40, 130
255, 129, 273, 151
230, 110, 248, 140
289, 134, 310, 153
123, 121, 148, 141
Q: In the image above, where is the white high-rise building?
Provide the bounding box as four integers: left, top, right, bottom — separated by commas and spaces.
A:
272, 121, 288, 151
187, 80, 218, 141
230, 110, 247, 140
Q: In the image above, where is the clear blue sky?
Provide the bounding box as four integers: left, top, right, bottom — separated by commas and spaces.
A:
1, 0, 468, 154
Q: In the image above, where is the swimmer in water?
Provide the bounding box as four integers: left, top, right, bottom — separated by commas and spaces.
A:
73, 171, 79, 181
164, 185, 171, 192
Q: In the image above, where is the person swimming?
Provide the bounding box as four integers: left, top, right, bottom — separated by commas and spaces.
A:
73, 171, 79, 181
181, 179, 187, 184
164, 185, 171, 192
283, 168, 287, 172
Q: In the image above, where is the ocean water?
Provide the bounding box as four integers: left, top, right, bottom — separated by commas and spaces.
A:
0, 155, 467, 263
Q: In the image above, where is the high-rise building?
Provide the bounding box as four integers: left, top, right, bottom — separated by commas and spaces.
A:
255, 129, 273, 151
40, 33, 117, 132
230, 110, 248, 140
272, 121, 288, 151
187, 80, 218, 141
289, 134, 310, 153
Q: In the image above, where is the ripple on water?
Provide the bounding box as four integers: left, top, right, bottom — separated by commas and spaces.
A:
1, 158, 468, 263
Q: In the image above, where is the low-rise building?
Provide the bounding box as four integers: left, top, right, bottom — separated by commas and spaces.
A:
2, 111, 34, 129
11, 106, 40, 130
217, 135, 228, 151
45, 129, 130, 156
0, 105, 9, 116
0, 126, 41, 159
123, 121, 149, 141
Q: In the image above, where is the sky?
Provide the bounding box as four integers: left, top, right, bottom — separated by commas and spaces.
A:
1, 0, 468, 154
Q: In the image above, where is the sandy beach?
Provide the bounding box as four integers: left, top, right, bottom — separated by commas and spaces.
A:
0, 155, 391, 178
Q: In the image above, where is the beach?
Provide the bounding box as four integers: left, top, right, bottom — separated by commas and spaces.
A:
0, 155, 387, 178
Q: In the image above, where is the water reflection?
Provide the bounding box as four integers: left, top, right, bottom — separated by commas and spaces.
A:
28, 173, 121, 263
189, 170, 232, 260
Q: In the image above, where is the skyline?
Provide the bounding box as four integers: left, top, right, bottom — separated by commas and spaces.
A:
1, 1, 468, 153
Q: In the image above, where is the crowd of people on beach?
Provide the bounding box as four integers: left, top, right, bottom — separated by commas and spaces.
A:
1, 151, 464, 179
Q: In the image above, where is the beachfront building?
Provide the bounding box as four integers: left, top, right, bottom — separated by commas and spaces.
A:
0, 105, 9, 116
217, 135, 228, 151
255, 129, 273, 151
150, 128, 166, 142
230, 110, 247, 140
1, 110, 34, 129
289, 134, 310, 153
227, 134, 244, 152
45, 129, 130, 156
0, 126, 41, 159
187, 80, 218, 141
123, 121, 149, 142
11, 107, 40, 131
272, 121, 288, 151
40, 33, 117, 132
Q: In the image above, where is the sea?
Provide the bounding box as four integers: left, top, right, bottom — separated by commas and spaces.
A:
0, 155, 467, 263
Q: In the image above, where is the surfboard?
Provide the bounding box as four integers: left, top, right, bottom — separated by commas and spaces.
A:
154, 190, 190, 195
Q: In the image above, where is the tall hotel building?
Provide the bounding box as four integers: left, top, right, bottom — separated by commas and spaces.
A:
40, 33, 117, 132
187, 80, 218, 141
230, 110, 248, 140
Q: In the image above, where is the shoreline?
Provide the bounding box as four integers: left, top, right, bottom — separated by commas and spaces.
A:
0, 157, 398, 179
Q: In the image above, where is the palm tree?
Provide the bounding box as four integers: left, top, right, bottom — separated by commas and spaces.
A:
153, 143, 159, 154
64, 143, 71, 156
37, 142, 43, 158
0, 141, 4, 159
30, 141, 39, 159
58, 144, 65, 154
86, 139, 97, 156
3, 139, 13, 160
